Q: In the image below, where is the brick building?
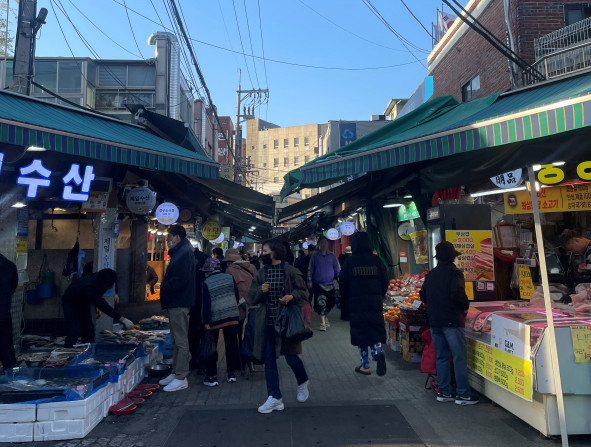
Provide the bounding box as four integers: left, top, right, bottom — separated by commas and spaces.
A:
429, 0, 591, 101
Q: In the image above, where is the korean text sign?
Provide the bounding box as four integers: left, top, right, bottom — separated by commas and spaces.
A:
504, 184, 591, 214
570, 325, 591, 363
446, 230, 494, 281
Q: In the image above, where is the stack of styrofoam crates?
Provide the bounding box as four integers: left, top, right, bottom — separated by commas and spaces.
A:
0, 404, 36, 443
33, 385, 109, 441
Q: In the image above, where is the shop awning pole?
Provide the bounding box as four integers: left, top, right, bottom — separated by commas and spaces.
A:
527, 166, 568, 446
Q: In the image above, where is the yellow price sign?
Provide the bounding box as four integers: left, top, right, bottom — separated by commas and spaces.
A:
465, 281, 474, 301
518, 264, 535, 299
201, 221, 221, 241
467, 337, 533, 401
570, 325, 591, 363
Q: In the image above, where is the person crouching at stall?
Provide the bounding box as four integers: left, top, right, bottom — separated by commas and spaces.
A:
201, 257, 241, 386
62, 268, 134, 348
339, 232, 388, 376
248, 241, 310, 414
419, 241, 479, 405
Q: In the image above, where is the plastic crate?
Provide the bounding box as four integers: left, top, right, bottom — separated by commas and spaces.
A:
33, 404, 103, 441
0, 422, 34, 443
0, 404, 36, 423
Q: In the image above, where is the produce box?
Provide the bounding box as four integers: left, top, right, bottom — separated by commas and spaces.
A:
401, 339, 425, 353
400, 307, 428, 326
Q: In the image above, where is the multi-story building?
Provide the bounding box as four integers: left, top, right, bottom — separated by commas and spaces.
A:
1, 31, 205, 148
429, 0, 591, 101
246, 118, 390, 198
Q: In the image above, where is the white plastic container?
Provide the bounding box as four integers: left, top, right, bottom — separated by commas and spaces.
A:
36, 387, 107, 422
34, 404, 103, 441
0, 422, 34, 443
0, 404, 36, 423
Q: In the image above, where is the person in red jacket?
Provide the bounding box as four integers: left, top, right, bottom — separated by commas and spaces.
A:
420, 241, 478, 406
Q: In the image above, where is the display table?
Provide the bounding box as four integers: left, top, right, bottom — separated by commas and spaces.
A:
465, 302, 591, 437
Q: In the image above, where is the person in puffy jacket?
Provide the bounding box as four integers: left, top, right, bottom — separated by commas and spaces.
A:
339, 232, 388, 376
420, 241, 478, 406
0, 252, 18, 371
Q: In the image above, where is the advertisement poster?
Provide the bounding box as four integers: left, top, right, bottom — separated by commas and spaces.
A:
518, 264, 535, 299
202, 221, 222, 241
467, 337, 533, 401
410, 230, 428, 264
504, 183, 591, 215
446, 230, 494, 281
570, 325, 591, 363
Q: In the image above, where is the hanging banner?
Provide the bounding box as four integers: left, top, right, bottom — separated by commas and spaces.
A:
202, 221, 222, 241
397, 202, 420, 221
155, 203, 179, 225
570, 325, 591, 363
518, 264, 534, 299
340, 221, 356, 236
504, 183, 591, 214
126, 186, 156, 215
490, 169, 522, 189
410, 230, 428, 264
446, 230, 494, 281
81, 192, 109, 213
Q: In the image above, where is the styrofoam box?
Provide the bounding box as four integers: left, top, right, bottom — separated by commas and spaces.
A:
0, 422, 34, 443
0, 404, 36, 423
36, 386, 107, 422
34, 404, 103, 441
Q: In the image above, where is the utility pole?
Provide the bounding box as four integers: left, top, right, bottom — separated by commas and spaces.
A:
234, 69, 269, 184
11, 0, 47, 94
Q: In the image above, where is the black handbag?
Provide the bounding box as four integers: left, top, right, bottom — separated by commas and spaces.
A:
275, 304, 313, 343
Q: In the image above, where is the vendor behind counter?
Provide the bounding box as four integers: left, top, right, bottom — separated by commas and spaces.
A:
559, 230, 591, 282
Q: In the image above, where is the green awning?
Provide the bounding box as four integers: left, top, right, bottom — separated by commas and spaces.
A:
0, 91, 219, 179
282, 71, 591, 197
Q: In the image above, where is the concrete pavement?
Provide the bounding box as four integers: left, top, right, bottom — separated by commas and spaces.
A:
14, 312, 591, 447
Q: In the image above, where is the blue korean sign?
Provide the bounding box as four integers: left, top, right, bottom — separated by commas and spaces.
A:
339, 123, 357, 148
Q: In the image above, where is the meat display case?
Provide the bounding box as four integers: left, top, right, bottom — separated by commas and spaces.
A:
465, 301, 591, 437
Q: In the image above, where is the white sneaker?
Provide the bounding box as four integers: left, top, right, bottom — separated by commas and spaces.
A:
325, 318, 330, 327
319, 323, 326, 331
158, 374, 175, 386
297, 380, 309, 403
163, 378, 188, 392
257, 396, 284, 414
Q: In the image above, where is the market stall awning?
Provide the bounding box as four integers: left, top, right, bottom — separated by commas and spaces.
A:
282, 71, 591, 197
0, 90, 219, 179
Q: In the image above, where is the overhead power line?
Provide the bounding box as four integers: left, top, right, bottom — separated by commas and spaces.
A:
243, 0, 261, 88
122, 0, 146, 59
231, 0, 254, 87
110, 0, 425, 71
256, 0, 269, 119
399, 0, 433, 39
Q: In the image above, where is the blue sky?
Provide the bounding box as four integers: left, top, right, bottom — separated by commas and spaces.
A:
31, 0, 444, 128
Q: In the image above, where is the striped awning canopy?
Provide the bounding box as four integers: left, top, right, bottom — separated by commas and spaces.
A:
0, 90, 219, 179
282, 71, 591, 198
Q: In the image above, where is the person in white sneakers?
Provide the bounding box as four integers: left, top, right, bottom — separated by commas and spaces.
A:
158, 225, 196, 392
248, 241, 310, 414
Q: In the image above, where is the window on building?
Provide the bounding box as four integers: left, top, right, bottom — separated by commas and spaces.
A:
263, 162, 267, 167
274, 158, 279, 168
274, 177, 279, 183
128, 65, 156, 87
251, 145, 255, 150
565, 5, 591, 25
294, 156, 299, 166
305, 155, 310, 163
284, 157, 289, 167
294, 137, 299, 147
58, 61, 82, 94
33, 61, 57, 94
263, 143, 267, 149
461, 74, 481, 102
283, 138, 288, 148
273, 139, 278, 149
98, 64, 127, 87
304, 136, 310, 146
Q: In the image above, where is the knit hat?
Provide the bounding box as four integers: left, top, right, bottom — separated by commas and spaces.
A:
201, 257, 221, 272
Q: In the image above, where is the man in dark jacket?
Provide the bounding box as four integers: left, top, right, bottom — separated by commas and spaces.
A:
0, 253, 18, 371
420, 241, 478, 405
158, 225, 196, 392
62, 268, 134, 348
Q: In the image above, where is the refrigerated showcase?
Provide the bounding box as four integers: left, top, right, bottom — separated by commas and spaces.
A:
465, 302, 591, 436
426, 204, 496, 301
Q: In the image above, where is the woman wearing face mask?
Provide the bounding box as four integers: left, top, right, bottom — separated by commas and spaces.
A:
248, 240, 310, 414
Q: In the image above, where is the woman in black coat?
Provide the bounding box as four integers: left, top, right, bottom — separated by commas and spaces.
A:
339, 232, 389, 376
